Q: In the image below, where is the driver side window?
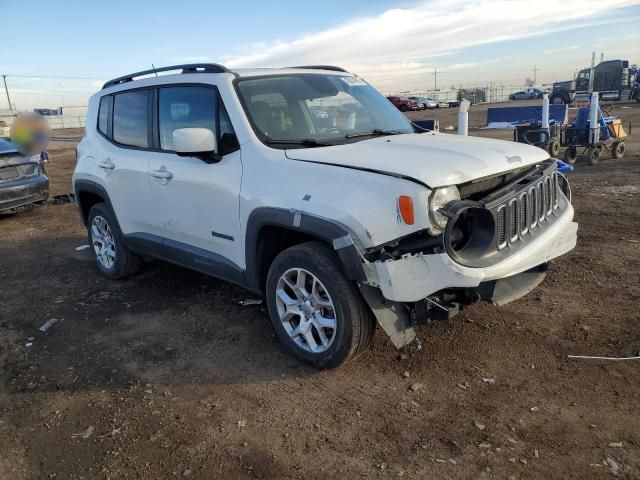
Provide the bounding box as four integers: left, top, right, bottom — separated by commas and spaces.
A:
158, 86, 239, 155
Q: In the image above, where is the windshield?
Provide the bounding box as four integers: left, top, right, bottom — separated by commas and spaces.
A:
236, 74, 413, 147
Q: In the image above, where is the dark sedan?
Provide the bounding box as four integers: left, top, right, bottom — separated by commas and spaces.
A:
509, 88, 544, 100
0, 139, 49, 213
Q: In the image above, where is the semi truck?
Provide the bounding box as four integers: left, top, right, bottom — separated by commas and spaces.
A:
550, 60, 639, 105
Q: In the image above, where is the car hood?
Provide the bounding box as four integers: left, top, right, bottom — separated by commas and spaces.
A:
285, 133, 550, 187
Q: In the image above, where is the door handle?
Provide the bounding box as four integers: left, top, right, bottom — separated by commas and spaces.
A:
97, 159, 115, 170
150, 169, 173, 180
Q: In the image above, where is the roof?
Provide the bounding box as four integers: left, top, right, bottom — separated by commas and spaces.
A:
102, 63, 350, 89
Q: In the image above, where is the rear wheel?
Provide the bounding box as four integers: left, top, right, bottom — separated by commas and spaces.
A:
563, 147, 577, 164
548, 139, 560, 157
550, 94, 566, 105
612, 141, 626, 159
586, 147, 601, 166
87, 203, 142, 279
399, 105, 408, 112
265, 241, 375, 369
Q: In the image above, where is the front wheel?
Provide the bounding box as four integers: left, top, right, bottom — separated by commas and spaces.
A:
612, 141, 625, 159
265, 242, 375, 369
563, 147, 577, 164
548, 139, 561, 157
399, 105, 408, 112
586, 147, 601, 166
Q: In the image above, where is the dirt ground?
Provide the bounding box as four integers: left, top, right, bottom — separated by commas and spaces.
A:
1, 100, 639, 479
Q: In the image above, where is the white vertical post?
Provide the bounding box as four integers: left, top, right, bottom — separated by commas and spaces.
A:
457, 99, 470, 136
541, 93, 550, 144
589, 92, 599, 144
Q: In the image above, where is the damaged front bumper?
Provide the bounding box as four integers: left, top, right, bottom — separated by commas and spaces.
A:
358, 184, 577, 349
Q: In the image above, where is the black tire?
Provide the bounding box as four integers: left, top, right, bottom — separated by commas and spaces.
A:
612, 141, 625, 159
548, 139, 561, 157
86, 203, 142, 280
563, 147, 577, 164
265, 241, 375, 369
550, 94, 566, 105
399, 105, 408, 112
586, 147, 601, 166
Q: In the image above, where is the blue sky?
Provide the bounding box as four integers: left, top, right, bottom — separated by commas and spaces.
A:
1, 0, 639, 109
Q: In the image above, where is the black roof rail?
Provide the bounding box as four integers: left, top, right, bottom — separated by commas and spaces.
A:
287, 65, 349, 73
102, 63, 230, 89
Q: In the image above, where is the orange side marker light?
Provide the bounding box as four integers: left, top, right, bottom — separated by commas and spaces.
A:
398, 195, 414, 225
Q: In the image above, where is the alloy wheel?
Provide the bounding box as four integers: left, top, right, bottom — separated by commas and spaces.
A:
275, 268, 337, 353
91, 215, 116, 269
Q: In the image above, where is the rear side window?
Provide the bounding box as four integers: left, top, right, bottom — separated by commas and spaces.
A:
97, 96, 112, 136
113, 90, 149, 148
158, 86, 217, 151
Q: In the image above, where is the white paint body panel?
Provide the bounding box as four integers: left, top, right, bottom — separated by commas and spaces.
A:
285, 132, 550, 187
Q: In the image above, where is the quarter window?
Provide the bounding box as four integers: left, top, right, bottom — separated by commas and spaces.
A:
98, 95, 112, 136
113, 90, 150, 148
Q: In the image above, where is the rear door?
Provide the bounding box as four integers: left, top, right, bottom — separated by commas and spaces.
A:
148, 85, 243, 270
94, 91, 154, 238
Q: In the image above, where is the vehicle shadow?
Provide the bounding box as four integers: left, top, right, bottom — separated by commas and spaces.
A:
0, 235, 319, 396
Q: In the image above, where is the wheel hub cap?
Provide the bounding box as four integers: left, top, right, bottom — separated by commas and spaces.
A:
275, 268, 337, 353
90, 215, 116, 269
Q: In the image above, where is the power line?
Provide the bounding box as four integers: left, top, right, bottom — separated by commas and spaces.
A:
4, 74, 104, 80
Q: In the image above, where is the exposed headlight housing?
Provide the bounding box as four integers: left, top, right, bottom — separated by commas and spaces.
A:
428, 186, 460, 233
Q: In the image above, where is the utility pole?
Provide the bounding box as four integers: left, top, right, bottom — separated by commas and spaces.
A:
433, 67, 438, 92
600, 52, 604, 63
2, 75, 13, 113
533, 65, 539, 85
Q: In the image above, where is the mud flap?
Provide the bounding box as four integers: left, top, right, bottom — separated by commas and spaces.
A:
477, 263, 548, 306
359, 284, 416, 349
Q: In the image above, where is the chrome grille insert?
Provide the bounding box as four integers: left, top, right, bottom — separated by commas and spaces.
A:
496, 167, 560, 250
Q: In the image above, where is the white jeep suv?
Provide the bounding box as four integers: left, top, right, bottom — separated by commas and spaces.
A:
73, 64, 578, 369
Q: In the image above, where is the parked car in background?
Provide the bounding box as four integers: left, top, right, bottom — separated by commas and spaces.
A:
509, 88, 544, 100
408, 96, 437, 109
434, 99, 450, 108
386, 96, 419, 112
0, 120, 10, 139
0, 139, 49, 213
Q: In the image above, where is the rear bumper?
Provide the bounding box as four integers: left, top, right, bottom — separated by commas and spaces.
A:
0, 175, 49, 212
370, 202, 577, 303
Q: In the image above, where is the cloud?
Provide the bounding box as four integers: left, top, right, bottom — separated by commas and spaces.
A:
543, 45, 581, 55
226, 0, 639, 89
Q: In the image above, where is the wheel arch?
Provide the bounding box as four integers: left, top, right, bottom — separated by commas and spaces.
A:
244, 207, 367, 293
74, 179, 115, 227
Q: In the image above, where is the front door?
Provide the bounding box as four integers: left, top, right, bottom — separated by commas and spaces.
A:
148, 85, 243, 272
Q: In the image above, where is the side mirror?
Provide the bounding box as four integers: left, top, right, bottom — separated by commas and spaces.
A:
172, 128, 220, 162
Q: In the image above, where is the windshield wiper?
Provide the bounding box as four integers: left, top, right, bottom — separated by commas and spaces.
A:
345, 129, 402, 139
264, 138, 333, 147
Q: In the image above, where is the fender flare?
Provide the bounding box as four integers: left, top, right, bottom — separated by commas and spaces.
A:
73, 179, 116, 227
244, 207, 367, 292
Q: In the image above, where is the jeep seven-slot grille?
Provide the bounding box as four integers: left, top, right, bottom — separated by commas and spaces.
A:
496, 170, 560, 250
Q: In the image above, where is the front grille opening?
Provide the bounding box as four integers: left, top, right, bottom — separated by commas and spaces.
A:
529, 189, 537, 229
538, 183, 545, 221
519, 194, 528, 234
496, 207, 506, 247
508, 201, 518, 241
